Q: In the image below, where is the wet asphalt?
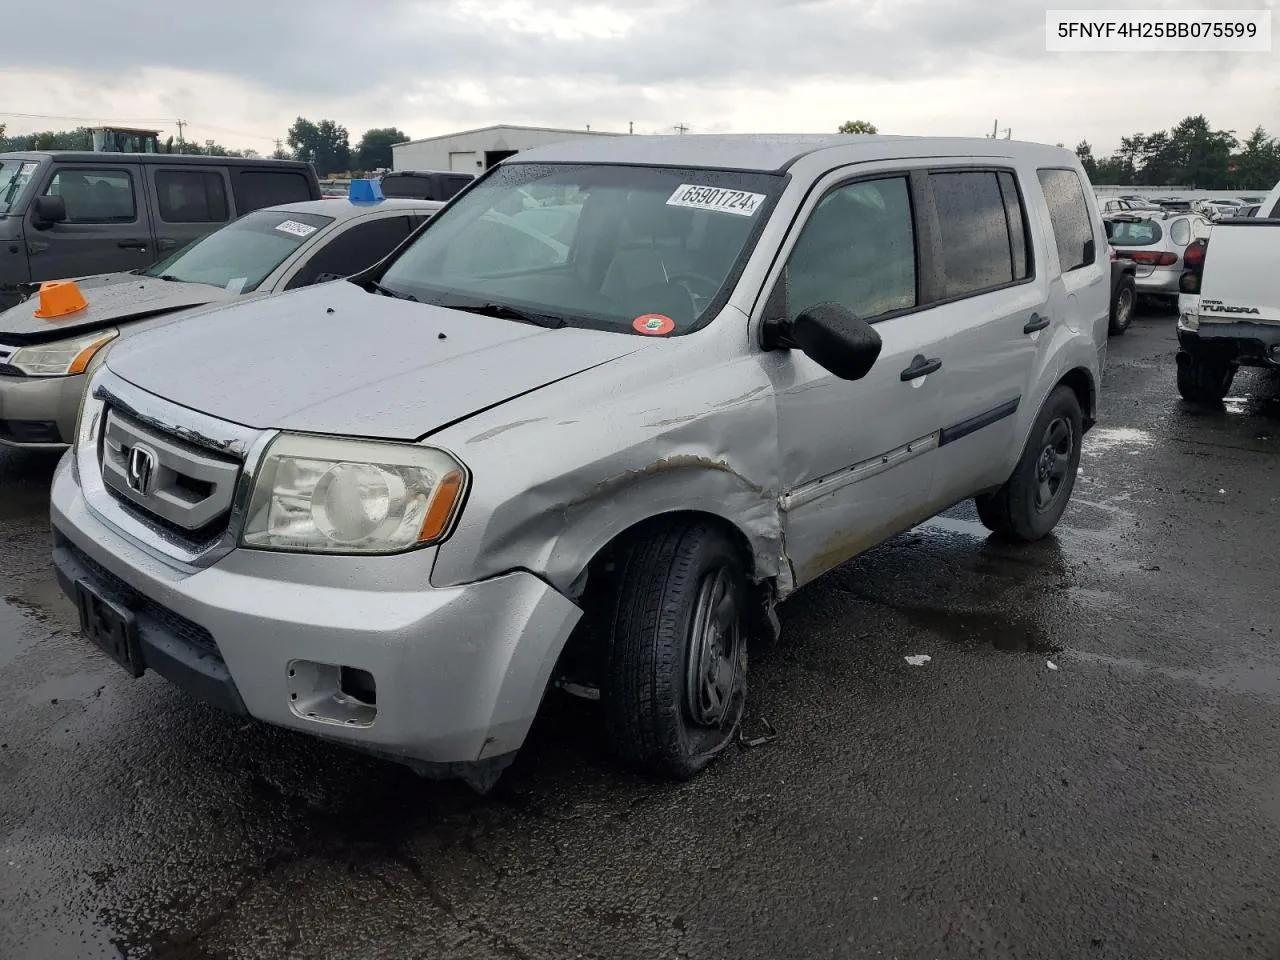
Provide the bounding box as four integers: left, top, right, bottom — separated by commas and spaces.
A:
1, 305, 1279, 960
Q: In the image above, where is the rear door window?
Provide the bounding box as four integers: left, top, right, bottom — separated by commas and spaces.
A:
1038, 168, 1096, 271
929, 170, 1029, 299
155, 170, 230, 223
44, 168, 137, 223
233, 170, 314, 213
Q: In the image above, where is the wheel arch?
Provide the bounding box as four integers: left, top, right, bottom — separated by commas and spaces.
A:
1056, 365, 1098, 431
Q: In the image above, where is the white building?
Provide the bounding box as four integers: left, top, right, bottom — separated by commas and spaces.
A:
391, 124, 624, 173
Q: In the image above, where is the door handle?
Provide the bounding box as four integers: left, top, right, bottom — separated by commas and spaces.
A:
27, 240, 48, 254
158, 238, 177, 250
117, 240, 148, 250
900, 354, 942, 381
1023, 313, 1051, 334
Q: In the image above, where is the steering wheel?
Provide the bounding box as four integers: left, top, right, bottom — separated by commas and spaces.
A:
666, 271, 721, 303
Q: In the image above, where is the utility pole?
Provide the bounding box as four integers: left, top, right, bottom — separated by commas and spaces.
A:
629, 120, 634, 135
176, 119, 186, 145
586, 124, 591, 131
673, 123, 689, 135
273, 138, 283, 158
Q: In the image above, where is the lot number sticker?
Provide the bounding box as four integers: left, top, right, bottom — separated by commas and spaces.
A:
275, 219, 318, 238
666, 184, 765, 217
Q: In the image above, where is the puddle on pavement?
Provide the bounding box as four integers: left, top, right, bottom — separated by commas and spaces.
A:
890, 602, 1063, 654
1082, 427, 1156, 456
1070, 650, 1280, 703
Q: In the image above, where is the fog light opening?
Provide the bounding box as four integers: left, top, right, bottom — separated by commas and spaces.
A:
286, 659, 377, 728
339, 666, 377, 706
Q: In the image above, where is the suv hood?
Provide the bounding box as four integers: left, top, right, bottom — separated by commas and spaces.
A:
0, 272, 237, 345
106, 281, 651, 441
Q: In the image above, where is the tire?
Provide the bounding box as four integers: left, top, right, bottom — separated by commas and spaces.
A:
601, 520, 748, 780
1109, 275, 1135, 335
1176, 352, 1234, 404
975, 385, 1084, 542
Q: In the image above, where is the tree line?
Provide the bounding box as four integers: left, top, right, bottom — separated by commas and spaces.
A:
1075, 114, 1279, 189
6, 114, 1279, 188
0, 119, 409, 177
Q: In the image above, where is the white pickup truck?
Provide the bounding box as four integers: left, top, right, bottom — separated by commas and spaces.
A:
1175, 213, 1280, 402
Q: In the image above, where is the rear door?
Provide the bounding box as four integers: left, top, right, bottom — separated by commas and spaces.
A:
919, 165, 1048, 504
26, 162, 155, 280
144, 165, 234, 259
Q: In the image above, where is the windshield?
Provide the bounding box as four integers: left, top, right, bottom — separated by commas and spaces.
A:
0, 159, 40, 215
378, 162, 784, 334
141, 209, 334, 291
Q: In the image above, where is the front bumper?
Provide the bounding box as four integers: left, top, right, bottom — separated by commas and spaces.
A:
49, 454, 583, 777
0, 372, 83, 448
1177, 320, 1280, 367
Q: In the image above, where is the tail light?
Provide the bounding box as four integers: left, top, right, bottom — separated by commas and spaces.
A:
1183, 239, 1207, 268
1122, 250, 1178, 266
1179, 237, 1209, 293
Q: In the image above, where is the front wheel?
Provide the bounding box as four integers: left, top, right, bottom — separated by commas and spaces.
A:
1176, 351, 1234, 404
601, 520, 748, 780
976, 386, 1084, 542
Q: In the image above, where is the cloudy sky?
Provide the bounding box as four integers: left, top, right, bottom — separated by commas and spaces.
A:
3, 0, 1276, 156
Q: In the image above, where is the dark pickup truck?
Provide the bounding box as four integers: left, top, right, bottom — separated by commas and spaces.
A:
0, 153, 320, 309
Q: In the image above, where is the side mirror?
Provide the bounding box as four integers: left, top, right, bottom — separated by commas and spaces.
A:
763, 302, 882, 381
32, 195, 67, 228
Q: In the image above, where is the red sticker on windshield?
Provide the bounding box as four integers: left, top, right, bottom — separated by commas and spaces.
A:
633, 314, 675, 336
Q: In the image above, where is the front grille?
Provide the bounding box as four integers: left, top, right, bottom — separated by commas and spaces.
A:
64, 539, 220, 656
99, 406, 241, 544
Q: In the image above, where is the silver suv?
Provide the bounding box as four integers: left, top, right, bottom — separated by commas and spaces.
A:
50, 135, 1109, 790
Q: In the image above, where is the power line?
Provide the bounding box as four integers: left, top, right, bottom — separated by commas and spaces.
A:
0, 110, 175, 124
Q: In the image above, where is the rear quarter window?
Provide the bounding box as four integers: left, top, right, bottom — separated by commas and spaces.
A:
1038, 168, 1096, 271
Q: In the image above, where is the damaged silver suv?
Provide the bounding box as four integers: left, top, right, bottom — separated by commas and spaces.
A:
51, 135, 1109, 790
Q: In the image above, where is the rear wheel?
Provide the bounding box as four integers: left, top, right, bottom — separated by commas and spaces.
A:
601, 520, 748, 780
975, 386, 1084, 542
1109, 275, 1135, 335
1176, 352, 1234, 404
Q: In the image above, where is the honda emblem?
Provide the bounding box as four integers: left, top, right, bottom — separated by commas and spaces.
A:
125, 444, 157, 496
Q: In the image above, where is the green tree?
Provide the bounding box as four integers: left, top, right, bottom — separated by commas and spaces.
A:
355, 127, 408, 171
837, 120, 878, 135
1168, 114, 1236, 188
287, 117, 351, 176
1074, 140, 1097, 179
1231, 126, 1280, 189
1138, 130, 1176, 185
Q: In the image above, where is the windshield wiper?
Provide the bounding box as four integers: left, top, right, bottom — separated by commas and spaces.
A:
369, 281, 419, 302
439, 301, 567, 329
156, 274, 187, 282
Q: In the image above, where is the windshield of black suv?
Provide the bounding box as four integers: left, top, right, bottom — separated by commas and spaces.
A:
377, 162, 785, 334
141, 209, 334, 291
0, 159, 40, 215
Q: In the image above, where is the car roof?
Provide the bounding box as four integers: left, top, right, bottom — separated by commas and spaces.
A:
0, 151, 313, 170
257, 197, 444, 221
510, 133, 1079, 173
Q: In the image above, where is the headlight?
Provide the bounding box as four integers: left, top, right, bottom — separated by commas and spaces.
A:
242, 433, 468, 554
10, 328, 119, 377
